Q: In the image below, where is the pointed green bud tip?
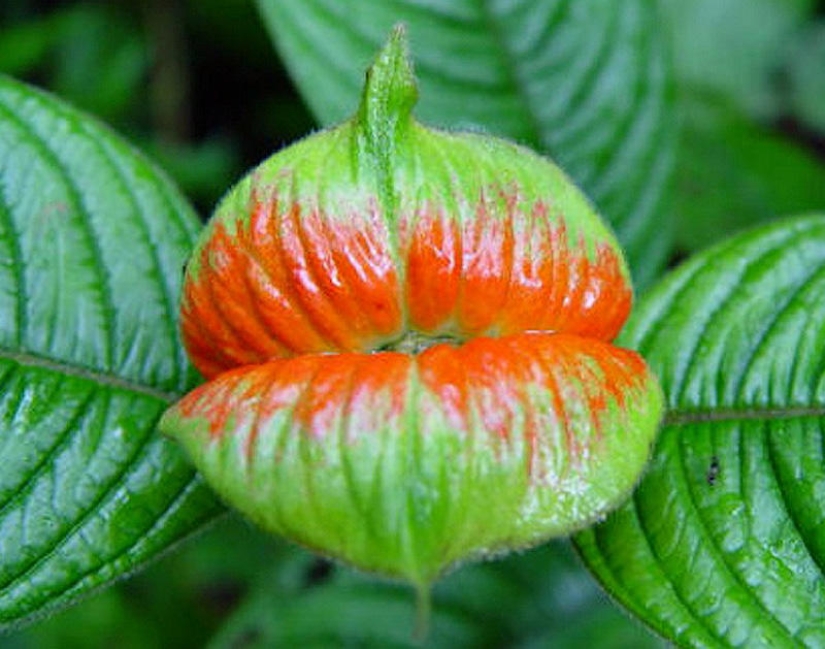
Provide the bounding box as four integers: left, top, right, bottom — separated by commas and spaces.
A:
355, 23, 418, 149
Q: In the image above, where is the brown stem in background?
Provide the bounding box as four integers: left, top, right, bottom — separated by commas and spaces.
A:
144, 0, 191, 143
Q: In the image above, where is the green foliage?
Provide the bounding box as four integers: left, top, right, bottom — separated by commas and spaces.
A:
660, 0, 825, 254
576, 215, 825, 647
255, 0, 676, 289
674, 98, 825, 251
209, 533, 663, 649
659, 0, 814, 117
0, 5, 147, 124
1, 0, 825, 647
783, 19, 825, 133
0, 74, 221, 629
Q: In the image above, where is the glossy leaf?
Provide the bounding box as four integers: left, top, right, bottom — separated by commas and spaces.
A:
661, 1, 825, 253
0, 75, 221, 628
163, 333, 662, 586
255, 0, 676, 288
209, 540, 664, 649
575, 214, 825, 647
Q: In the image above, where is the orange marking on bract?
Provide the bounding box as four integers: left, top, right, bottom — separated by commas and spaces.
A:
276, 204, 361, 348
404, 210, 461, 332
183, 352, 413, 443
397, 191, 631, 343
182, 183, 632, 380
180, 290, 239, 379
171, 334, 651, 478
288, 354, 361, 440
296, 212, 383, 346
440, 337, 527, 442
321, 205, 403, 339
181, 193, 406, 378
498, 203, 556, 333
240, 200, 332, 354
457, 199, 515, 334
175, 364, 264, 439
340, 352, 411, 444
417, 343, 471, 434
205, 229, 291, 359
182, 224, 281, 378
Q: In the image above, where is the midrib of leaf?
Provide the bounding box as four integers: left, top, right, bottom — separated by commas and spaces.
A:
0, 347, 181, 403
664, 404, 825, 426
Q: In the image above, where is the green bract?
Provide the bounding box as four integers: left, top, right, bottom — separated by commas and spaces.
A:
161, 28, 663, 599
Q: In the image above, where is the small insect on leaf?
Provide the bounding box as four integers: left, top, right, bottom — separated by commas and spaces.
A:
707, 456, 721, 486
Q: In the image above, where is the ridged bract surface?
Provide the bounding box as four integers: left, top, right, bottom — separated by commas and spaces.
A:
164, 333, 660, 584
163, 31, 663, 586
182, 124, 631, 379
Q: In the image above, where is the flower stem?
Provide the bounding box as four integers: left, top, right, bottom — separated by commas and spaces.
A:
413, 581, 432, 644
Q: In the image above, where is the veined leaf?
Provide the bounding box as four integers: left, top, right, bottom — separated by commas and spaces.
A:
254, 0, 676, 288
0, 75, 221, 628
576, 215, 825, 647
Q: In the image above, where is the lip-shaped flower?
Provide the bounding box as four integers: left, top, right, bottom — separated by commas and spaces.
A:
160, 27, 663, 589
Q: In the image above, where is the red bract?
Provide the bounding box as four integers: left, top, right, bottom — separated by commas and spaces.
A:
181, 189, 632, 378
161, 27, 663, 591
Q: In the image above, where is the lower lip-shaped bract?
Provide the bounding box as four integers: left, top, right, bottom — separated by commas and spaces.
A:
161, 331, 662, 586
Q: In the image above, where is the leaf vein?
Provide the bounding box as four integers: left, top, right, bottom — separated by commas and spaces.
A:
79, 131, 182, 391
0, 406, 160, 594
0, 199, 25, 348
674, 427, 795, 643
0, 99, 118, 371
664, 405, 825, 426
764, 432, 825, 583
29, 472, 215, 617
0, 349, 180, 403
474, 0, 545, 149
0, 377, 97, 517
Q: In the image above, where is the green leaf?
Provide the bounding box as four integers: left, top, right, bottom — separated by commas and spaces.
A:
659, 2, 825, 254
0, 74, 221, 629
254, 0, 676, 288
4, 515, 288, 649
208, 541, 664, 648
659, 0, 815, 118
575, 214, 825, 647
674, 100, 825, 252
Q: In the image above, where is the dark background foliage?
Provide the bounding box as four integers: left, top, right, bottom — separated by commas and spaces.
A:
2, 0, 825, 646
1, 0, 314, 216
